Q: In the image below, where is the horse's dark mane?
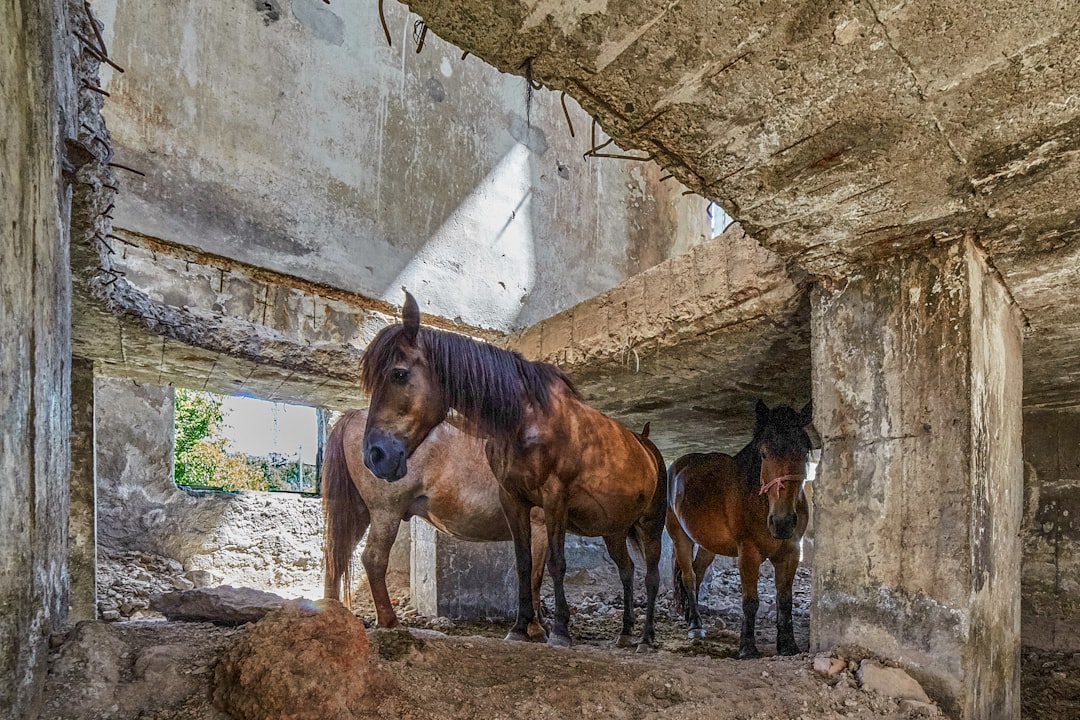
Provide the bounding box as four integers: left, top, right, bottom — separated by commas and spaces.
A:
360, 323, 578, 442
734, 404, 811, 491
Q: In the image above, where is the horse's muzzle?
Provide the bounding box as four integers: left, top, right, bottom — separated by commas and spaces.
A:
768, 513, 797, 540
363, 430, 408, 481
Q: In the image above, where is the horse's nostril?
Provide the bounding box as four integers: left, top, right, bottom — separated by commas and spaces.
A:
368, 446, 385, 464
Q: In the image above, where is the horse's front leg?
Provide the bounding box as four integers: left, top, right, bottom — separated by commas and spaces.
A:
737, 543, 764, 659
542, 492, 571, 647
360, 513, 406, 628
602, 534, 636, 649
500, 488, 537, 643
772, 544, 801, 655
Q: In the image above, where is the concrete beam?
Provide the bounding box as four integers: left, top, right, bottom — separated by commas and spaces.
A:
810, 238, 1023, 719
410, 520, 517, 620
506, 223, 812, 459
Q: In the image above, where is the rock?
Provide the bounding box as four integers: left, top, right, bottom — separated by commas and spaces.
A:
812, 654, 847, 676
150, 585, 287, 625
184, 569, 219, 588
130, 645, 200, 706
899, 698, 941, 716
213, 599, 388, 720
857, 659, 932, 704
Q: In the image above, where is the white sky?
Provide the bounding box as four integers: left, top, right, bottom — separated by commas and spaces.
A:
219, 395, 318, 463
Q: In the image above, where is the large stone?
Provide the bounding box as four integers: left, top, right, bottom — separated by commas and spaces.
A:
150, 586, 287, 625
857, 659, 933, 704
213, 599, 385, 720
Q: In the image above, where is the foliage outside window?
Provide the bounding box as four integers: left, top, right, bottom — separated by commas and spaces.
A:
173, 389, 320, 493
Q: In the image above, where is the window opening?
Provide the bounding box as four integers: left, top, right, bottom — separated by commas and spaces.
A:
173, 388, 323, 493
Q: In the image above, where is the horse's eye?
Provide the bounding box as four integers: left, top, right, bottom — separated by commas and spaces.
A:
391, 368, 409, 385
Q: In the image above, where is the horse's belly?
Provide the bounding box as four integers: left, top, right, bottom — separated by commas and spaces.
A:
565, 485, 650, 536
677, 505, 739, 557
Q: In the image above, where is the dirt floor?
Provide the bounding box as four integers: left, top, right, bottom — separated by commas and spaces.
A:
42, 563, 1079, 719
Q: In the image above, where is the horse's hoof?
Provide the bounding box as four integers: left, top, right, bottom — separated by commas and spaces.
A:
738, 646, 762, 660
547, 634, 572, 648
504, 630, 532, 643
616, 634, 635, 649
687, 628, 706, 640
635, 642, 656, 654
527, 628, 549, 643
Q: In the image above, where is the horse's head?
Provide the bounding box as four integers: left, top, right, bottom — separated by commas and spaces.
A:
754, 399, 814, 540
360, 292, 449, 481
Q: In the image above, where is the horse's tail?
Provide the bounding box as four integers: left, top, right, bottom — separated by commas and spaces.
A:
670, 527, 686, 617
322, 410, 368, 609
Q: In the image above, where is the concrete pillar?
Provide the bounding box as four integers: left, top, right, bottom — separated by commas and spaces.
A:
410, 519, 516, 619
1020, 409, 1080, 650
68, 357, 97, 621
810, 238, 1023, 719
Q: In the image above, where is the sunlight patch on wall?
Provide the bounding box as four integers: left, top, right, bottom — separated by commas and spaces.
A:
387, 142, 536, 328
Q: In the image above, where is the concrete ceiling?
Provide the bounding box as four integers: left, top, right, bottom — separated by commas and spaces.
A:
399, 0, 1080, 411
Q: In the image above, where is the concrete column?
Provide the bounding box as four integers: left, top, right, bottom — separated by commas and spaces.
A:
410, 519, 516, 619
68, 357, 97, 622
1021, 409, 1080, 650
810, 238, 1023, 719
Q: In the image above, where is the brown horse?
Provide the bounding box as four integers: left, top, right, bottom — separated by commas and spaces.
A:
322, 407, 547, 638
360, 292, 666, 651
666, 399, 813, 658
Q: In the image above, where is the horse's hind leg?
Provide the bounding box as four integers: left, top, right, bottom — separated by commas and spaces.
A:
666, 510, 705, 638
361, 513, 405, 628
603, 534, 637, 649
737, 544, 764, 659
772, 545, 801, 655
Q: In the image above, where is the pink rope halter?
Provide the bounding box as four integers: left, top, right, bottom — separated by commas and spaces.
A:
759, 473, 805, 496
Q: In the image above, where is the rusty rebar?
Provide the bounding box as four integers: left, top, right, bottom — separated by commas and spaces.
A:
560, 92, 575, 138
108, 162, 146, 177
378, 0, 392, 47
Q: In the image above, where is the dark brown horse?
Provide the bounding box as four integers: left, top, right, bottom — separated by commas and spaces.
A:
322, 407, 547, 638
360, 292, 666, 651
666, 399, 813, 658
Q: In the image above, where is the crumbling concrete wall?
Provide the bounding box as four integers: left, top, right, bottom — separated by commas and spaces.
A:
94, 378, 326, 618
1022, 409, 1080, 650
0, 0, 73, 715
92, 0, 708, 333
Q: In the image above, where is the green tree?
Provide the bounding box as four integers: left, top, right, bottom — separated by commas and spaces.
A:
173, 389, 269, 491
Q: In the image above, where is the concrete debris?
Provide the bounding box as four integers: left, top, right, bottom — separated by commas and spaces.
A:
857, 659, 933, 704
150, 585, 288, 625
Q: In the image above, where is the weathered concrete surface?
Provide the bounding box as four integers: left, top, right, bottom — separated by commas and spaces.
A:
69, 357, 97, 622
94, 378, 325, 594
810, 238, 1023, 719
506, 222, 811, 458
0, 0, 74, 715
93, 0, 707, 332
398, 0, 1080, 412
1021, 409, 1080, 650
410, 520, 517, 620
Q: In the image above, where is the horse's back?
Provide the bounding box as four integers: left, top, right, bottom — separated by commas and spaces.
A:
668, 451, 747, 557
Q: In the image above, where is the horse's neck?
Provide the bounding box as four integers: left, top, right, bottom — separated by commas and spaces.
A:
734, 441, 760, 490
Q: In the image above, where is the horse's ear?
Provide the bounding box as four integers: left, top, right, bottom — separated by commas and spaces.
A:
755, 399, 769, 426
799, 400, 814, 427
402, 290, 420, 344
641, 421, 650, 439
